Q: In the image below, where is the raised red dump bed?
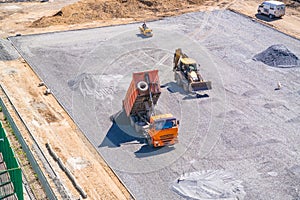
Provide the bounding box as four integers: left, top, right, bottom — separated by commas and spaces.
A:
123, 70, 161, 117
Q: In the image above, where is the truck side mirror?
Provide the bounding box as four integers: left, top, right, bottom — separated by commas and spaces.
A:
177, 120, 180, 125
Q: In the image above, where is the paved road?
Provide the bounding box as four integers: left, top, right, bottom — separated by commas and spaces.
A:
10, 10, 300, 199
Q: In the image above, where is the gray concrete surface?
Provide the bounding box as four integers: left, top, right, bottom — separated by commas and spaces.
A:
8, 10, 300, 199
0, 39, 19, 60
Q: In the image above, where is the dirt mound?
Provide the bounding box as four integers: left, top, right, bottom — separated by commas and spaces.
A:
253, 44, 300, 68
31, 0, 206, 27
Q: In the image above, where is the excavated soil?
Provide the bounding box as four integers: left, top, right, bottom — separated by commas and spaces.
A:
31, 0, 208, 27
30, 0, 300, 28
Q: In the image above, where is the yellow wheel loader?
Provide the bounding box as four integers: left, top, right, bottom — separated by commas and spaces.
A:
173, 48, 212, 95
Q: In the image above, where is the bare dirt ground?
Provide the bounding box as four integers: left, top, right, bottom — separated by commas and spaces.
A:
1, 0, 300, 38
0, 0, 299, 199
0, 58, 131, 199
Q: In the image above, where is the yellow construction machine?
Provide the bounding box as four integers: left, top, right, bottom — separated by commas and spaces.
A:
173, 48, 212, 94
139, 23, 153, 37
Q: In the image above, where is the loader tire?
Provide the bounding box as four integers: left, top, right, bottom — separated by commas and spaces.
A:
176, 74, 182, 86
183, 84, 189, 92
137, 81, 148, 92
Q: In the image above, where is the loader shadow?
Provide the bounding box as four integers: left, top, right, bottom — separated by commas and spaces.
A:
136, 33, 151, 39
255, 14, 281, 22
162, 82, 210, 100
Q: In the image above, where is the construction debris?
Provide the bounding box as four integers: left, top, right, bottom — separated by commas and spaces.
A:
275, 81, 282, 90
38, 82, 45, 87
44, 88, 51, 95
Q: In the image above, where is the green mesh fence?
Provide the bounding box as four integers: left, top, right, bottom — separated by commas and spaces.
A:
0, 121, 23, 200
0, 95, 56, 200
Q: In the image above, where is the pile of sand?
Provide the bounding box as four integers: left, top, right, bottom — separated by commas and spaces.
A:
31, 0, 207, 27
253, 44, 300, 68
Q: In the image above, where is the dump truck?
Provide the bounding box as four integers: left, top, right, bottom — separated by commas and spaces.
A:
123, 70, 179, 147
173, 48, 212, 94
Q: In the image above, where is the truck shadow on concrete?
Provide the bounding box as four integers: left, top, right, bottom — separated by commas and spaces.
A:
134, 145, 175, 158
99, 110, 175, 157
255, 14, 281, 22
99, 110, 145, 148
99, 121, 144, 148
161, 82, 209, 100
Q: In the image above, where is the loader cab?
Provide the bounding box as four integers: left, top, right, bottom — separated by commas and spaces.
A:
179, 57, 197, 77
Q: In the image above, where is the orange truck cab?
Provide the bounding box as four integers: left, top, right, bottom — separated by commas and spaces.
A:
148, 114, 179, 147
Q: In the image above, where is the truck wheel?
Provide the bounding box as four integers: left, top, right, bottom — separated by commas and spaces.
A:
135, 123, 140, 133
147, 137, 153, 147
258, 10, 261, 15
137, 81, 148, 92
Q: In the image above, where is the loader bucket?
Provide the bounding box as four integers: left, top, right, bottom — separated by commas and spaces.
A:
191, 81, 212, 91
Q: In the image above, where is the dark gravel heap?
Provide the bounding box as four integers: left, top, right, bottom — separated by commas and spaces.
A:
253, 44, 300, 68
0, 39, 19, 61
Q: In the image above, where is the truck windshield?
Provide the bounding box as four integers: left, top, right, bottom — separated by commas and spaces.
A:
155, 119, 176, 130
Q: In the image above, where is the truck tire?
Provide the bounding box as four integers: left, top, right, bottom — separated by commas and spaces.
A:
146, 135, 153, 147
137, 81, 148, 92
135, 123, 140, 133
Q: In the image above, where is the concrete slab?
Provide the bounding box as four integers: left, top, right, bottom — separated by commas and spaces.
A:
9, 10, 300, 200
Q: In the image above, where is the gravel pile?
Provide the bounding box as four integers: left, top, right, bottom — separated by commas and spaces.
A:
0, 39, 19, 61
172, 170, 245, 200
253, 44, 300, 68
